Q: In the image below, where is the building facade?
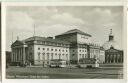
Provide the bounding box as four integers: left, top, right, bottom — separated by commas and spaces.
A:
11, 37, 70, 66
11, 29, 105, 66
105, 46, 123, 63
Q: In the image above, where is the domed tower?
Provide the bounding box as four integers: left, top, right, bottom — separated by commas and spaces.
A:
103, 29, 120, 50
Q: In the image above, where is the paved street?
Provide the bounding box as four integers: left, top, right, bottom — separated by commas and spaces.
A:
6, 66, 123, 79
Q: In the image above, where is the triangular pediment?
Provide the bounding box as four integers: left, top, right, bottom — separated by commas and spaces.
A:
11, 40, 24, 47
105, 48, 120, 53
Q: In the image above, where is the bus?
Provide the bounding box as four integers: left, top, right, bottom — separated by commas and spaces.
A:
78, 58, 99, 68
49, 59, 67, 68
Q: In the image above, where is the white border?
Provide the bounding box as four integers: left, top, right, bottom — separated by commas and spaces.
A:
0, 2, 125, 6
1, 2, 127, 83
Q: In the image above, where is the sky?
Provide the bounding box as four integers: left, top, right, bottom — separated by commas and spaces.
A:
6, 6, 123, 51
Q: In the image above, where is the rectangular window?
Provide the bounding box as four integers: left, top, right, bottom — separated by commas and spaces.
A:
38, 52, 41, 60
38, 48, 40, 50
47, 53, 49, 60
42, 41, 45, 44
66, 54, 68, 60
59, 54, 61, 59
47, 48, 49, 51
79, 54, 81, 58
42, 53, 45, 60
51, 49, 53, 51
85, 54, 86, 58
51, 55, 53, 59
72, 54, 75, 56
82, 54, 84, 58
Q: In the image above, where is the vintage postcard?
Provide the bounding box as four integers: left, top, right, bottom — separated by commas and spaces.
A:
1, 2, 127, 83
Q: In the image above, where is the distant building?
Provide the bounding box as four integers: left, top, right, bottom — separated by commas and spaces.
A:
11, 29, 105, 66
103, 29, 123, 63
105, 46, 123, 63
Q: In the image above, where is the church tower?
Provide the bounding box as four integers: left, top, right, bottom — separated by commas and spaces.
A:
103, 29, 120, 50
109, 29, 114, 41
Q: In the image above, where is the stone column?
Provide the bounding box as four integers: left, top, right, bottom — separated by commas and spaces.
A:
122, 54, 123, 63
19, 48, 20, 61
106, 55, 108, 63
11, 48, 14, 62
21, 48, 22, 62
107, 55, 109, 63
20, 48, 21, 62
105, 55, 107, 63
116, 54, 118, 63
117, 54, 119, 63
18, 48, 19, 61
23, 46, 26, 64
120, 55, 122, 63
119, 55, 121, 63
113, 54, 115, 63
13, 49, 15, 62
109, 55, 111, 63
22, 48, 23, 61
15, 49, 17, 62
118, 54, 120, 63
17, 48, 19, 61
19, 48, 21, 62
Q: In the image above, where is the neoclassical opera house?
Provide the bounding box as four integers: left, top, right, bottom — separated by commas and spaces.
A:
11, 29, 105, 66
103, 29, 123, 63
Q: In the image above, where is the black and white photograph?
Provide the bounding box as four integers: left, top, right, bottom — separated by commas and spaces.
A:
3, 3, 126, 80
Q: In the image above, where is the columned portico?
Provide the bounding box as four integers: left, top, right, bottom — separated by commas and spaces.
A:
105, 49, 123, 63
11, 39, 28, 66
